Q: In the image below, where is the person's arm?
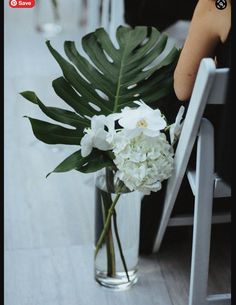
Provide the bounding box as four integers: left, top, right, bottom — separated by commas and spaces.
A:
173, 0, 231, 101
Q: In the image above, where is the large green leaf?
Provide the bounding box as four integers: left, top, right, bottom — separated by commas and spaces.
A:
48, 26, 180, 115
20, 91, 90, 129
46, 150, 84, 177
25, 117, 82, 145
21, 26, 180, 174
46, 149, 113, 177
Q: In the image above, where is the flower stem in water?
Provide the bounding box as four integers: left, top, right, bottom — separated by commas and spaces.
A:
95, 184, 123, 258
101, 191, 116, 277
113, 209, 130, 282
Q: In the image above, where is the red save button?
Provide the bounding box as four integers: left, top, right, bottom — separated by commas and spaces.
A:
9, 0, 35, 8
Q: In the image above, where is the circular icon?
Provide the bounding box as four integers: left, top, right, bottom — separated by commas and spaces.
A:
215, 0, 227, 10
10, 0, 18, 6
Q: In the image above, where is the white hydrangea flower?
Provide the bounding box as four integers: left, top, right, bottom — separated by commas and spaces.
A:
110, 100, 167, 137
80, 115, 114, 157
112, 130, 174, 195
169, 106, 185, 145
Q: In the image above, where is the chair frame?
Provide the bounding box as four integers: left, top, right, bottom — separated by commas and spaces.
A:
87, 0, 125, 40
152, 58, 231, 305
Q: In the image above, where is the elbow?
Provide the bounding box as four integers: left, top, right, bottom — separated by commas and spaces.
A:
173, 83, 191, 101
173, 74, 192, 102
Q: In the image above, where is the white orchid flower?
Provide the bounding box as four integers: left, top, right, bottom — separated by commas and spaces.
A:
115, 100, 167, 137
80, 115, 114, 157
105, 114, 117, 145
80, 130, 94, 157
169, 106, 185, 145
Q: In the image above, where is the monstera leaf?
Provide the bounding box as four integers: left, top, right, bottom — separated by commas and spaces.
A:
21, 26, 180, 175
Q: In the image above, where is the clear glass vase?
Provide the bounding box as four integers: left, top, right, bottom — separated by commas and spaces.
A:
35, 0, 62, 38
94, 167, 141, 290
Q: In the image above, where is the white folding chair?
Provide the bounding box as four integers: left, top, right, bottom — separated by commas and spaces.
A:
86, 0, 125, 39
101, 0, 126, 43
86, 0, 101, 32
152, 58, 231, 305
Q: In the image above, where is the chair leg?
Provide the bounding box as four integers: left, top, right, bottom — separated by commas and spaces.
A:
152, 193, 174, 252
153, 169, 187, 252
87, 0, 101, 32
189, 119, 214, 305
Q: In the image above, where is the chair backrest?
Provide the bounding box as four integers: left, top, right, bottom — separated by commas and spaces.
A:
87, 0, 125, 41
109, 0, 125, 42
163, 58, 229, 211
87, 0, 101, 33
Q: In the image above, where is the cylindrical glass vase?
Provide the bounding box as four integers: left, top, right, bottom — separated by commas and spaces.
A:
35, 0, 62, 38
94, 167, 141, 290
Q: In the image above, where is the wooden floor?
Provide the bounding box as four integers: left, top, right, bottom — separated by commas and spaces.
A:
4, 1, 231, 304
154, 224, 231, 305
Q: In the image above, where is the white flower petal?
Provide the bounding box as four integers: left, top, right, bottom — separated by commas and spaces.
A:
169, 106, 185, 144
93, 129, 111, 151
175, 106, 185, 124
80, 133, 93, 157
142, 128, 160, 137
91, 115, 106, 130
116, 100, 167, 135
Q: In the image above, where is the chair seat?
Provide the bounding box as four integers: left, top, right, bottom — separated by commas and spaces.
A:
187, 170, 231, 198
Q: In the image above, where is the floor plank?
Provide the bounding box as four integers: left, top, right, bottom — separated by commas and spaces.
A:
5, 245, 173, 305
156, 225, 231, 305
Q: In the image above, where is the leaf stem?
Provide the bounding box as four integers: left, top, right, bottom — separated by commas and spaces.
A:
101, 190, 116, 277
113, 209, 130, 282
106, 224, 116, 277
95, 183, 124, 258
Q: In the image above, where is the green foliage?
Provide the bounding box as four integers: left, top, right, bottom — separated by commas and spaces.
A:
21, 26, 180, 176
